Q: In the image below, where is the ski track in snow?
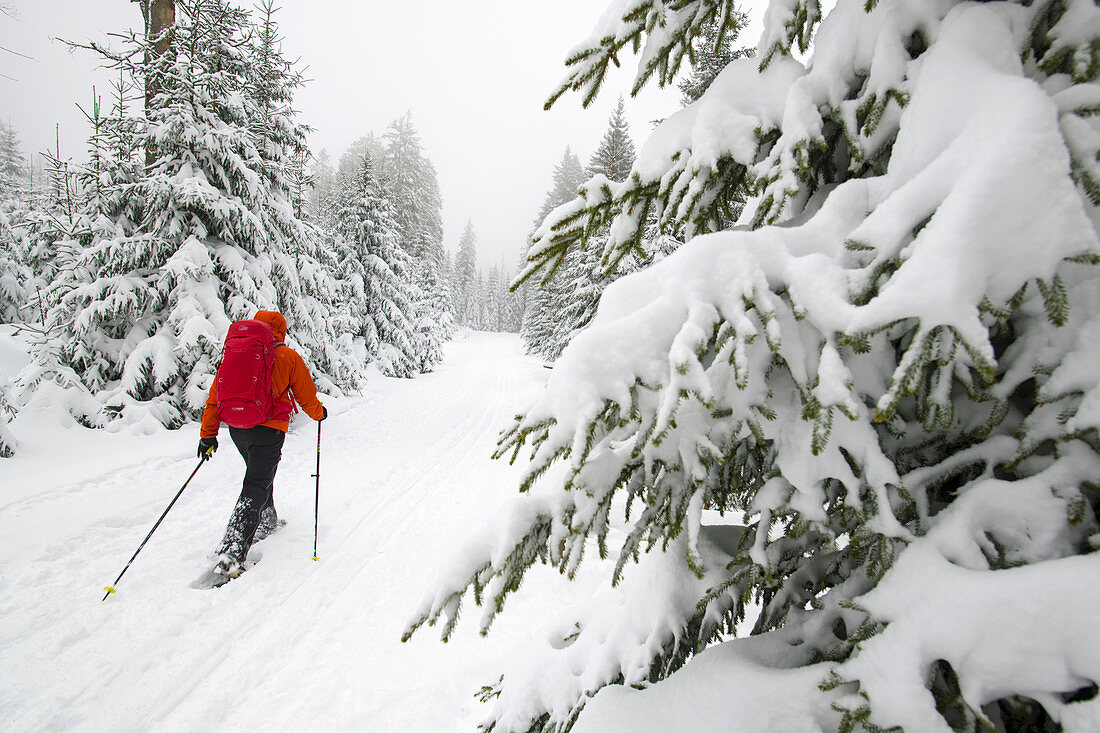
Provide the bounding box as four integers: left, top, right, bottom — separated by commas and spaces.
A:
0, 333, 567, 732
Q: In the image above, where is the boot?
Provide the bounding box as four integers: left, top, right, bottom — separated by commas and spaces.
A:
253, 504, 285, 542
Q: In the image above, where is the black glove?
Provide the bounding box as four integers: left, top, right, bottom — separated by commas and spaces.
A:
198, 436, 218, 459
320, 406, 328, 421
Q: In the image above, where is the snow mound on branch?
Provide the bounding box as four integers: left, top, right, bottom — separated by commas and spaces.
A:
633, 55, 804, 179
1043, 299, 1100, 434
574, 629, 840, 733
846, 4, 1094, 344
485, 531, 737, 732
839, 448, 1100, 732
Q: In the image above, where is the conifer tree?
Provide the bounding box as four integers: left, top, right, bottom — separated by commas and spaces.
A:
453, 221, 479, 327
381, 114, 452, 366
382, 115, 441, 260
480, 271, 493, 330
0, 120, 31, 323
308, 148, 338, 226
408, 2, 1100, 731
0, 209, 27, 324
32, 0, 354, 427
465, 274, 478, 331
677, 7, 752, 105
8, 79, 139, 429
339, 134, 384, 183
0, 125, 30, 430
0, 120, 28, 202
520, 147, 587, 358
331, 154, 421, 378
245, 0, 357, 391
505, 257, 528, 334
14, 146, 87, 334
503, 263, 525, 333
585, 97, 636, 183
436, 248, 458, 333
485, 265, 506, 332
549, 101, 640, 359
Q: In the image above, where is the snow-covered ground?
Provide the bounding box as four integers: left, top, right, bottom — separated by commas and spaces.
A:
0, 332, 586, 731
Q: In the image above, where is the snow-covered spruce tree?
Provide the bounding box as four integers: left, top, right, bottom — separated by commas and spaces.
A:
413, 229, 455, 370
0, 122, 29, 442
507, 245, 530, 337
453, 220, 479, 328
381, 113, 453, 368
474, 270, 490, 331
469, 272, 484, 330
550, 100, 640, 360
9, 139, 115, 431
307, 148, 338, 225
9, 78, 143, 402
0, 117, 58, 325
0, 119, 29, 205
245, 0, 359, 392
382, 115, 442, 263
584, 97, 637, 184
501, 263, 525, 334
339, 134, 384, 182
520, 147, 587, 359
677, 6, 752, 105
0, 208, 26, 324
0, 119, 32, 323
331, 154, 421, 379
37, 0, 340, 428
484, 265, 508, 333
406, 2, 1100, 732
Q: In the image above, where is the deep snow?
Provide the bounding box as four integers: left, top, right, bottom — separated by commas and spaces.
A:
0, 332, 584, 731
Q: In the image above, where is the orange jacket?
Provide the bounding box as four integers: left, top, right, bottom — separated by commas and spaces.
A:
200, 310, 325, 438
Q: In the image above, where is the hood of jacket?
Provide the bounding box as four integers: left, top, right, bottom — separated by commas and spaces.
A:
254, 310, 288, 341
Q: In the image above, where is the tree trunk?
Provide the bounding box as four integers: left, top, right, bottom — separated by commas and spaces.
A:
136, 0, 175, 167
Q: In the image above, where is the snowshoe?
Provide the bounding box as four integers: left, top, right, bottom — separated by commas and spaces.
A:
214, 554, 244, 578
190, 553, 257, 590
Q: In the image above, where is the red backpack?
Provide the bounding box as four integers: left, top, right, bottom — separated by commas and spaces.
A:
215, 319, 290, 429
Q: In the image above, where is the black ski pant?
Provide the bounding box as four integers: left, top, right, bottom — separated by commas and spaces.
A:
217, 425, 285, 563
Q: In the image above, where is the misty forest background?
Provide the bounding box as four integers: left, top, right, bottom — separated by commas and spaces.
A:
0, 0, 687, 453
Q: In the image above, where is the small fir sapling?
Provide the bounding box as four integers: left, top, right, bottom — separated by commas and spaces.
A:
0, 209, 28, 325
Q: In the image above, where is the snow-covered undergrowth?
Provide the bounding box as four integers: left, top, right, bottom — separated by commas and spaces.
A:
407, 1, 1100, 731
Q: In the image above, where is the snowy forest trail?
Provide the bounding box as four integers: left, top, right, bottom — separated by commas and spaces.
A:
0, 332, 557, 732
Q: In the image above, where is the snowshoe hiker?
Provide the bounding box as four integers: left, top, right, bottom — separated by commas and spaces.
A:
198, 310, 327, 579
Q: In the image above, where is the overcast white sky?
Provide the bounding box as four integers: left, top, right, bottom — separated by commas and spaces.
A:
0, 1, 767, 271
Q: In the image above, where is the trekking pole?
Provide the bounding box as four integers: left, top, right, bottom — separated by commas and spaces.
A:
312, 419, 321, 561
102, 450, 212, 601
